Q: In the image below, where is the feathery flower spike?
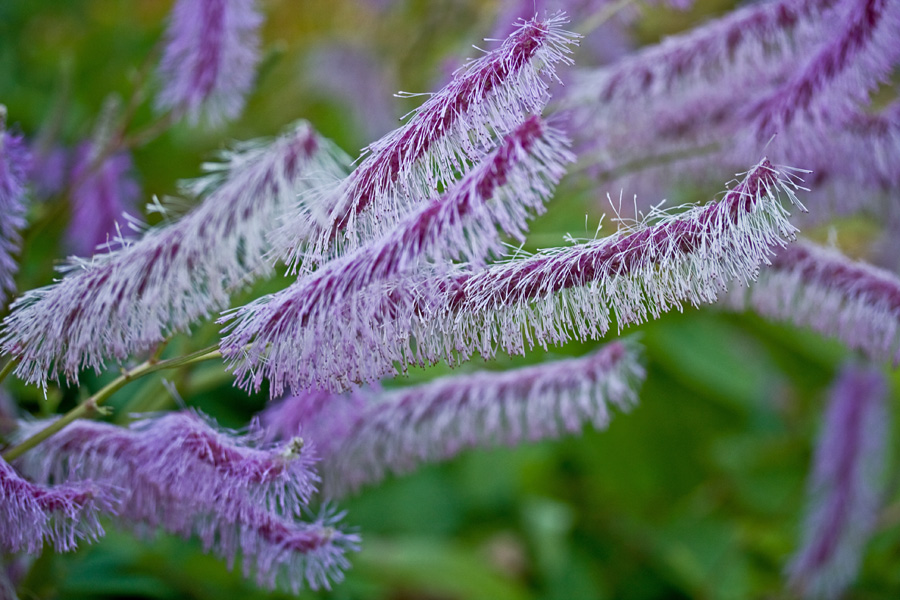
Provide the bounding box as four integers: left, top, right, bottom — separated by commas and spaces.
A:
13, 410, 318, 519
156, 0, 263, 127
721, 240, 900, 364
67, 143, 141, 257
1, 122, 347, 388
12, 412, 355, 591
239, 159, 805, 389
264, 340, 645, 498
272, 13, 579, 269
0, 108, 31, 306
221, 117, 573, 395
787, 364, 888, 599
0, 457, 116, 554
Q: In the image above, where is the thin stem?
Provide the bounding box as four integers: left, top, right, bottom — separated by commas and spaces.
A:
0, 357, 19, 387
576, 0, 636, 36
1, 345, 222, 462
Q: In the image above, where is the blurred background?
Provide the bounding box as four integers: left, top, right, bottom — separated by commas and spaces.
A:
1, 1, 899, 598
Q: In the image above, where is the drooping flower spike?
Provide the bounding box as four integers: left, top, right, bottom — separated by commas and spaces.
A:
156, 0, 263, 127
272, 13, 579, 269
787, 364, 889, 599
14, 410, 318, 519
722, 239, 900, 364
229, 159, 805, 392
0, 457, 117, 554
0, 108, 31, 306
263, 340, 645, 498
222, 116, 572, 395
11, 411, 357, 591
1, 122, 348, 388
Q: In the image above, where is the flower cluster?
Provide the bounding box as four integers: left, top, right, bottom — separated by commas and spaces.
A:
0, 1, 898, 598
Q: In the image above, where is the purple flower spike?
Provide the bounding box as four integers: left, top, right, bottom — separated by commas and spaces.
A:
264, 340, 645, 498
0, 457, 117, 554
12, 411, 354, 591
272, 13, 579, 268
569, 0, 842, 113
156, 0, 263, 127
222, 117, 573, 395
751, 0, 900, 135
788, 364, 889, 599
722, 240, 900, 365
14, 410, 318, 520
0, 113, 31, 305
67, 143, 140, 257
241, 160, 804, 389
1, 122, 347, 389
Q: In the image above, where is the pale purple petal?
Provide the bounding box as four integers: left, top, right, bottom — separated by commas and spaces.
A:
1, 122, 347, 388
264, 340, 645, 498
787, 364, 889, 599
156, 0, 263, 127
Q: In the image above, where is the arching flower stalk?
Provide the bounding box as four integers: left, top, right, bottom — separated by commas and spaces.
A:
0, 457, 116, 554
156, 0, 263, 127
0, 109, 31, 306
230, 159, 805, 391
721, 239, 900, 364
1, 122, 348, 388
10, 411, 358, 591
222, 116, 573, 395
271, 13, 579, 269
787, 364, 889, 599
263, 340, 644, 498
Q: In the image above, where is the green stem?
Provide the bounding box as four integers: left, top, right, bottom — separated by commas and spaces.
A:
576, 0, 636, 36
1, 345, 222, 462
0, 357, 19, 387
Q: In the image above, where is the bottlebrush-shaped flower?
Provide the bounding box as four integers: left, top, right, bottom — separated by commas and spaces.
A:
12, 412, 357, 591
67, 143, 141, 257
750, 0, 900, 135
1, 122, 347, 388
14, 410, 318, 518
221, 117, 572, 395
263, 340, 644, 498
0, 457, 116, 554
721, 240, 900, 365
231, 159, 805, 391
0, 114, 31, 306
271, 13, 579, 269
156, 0, 263, 127
787, 364, 888, 599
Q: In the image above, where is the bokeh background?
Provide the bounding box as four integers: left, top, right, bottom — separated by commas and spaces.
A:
1, 1, 899, 598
